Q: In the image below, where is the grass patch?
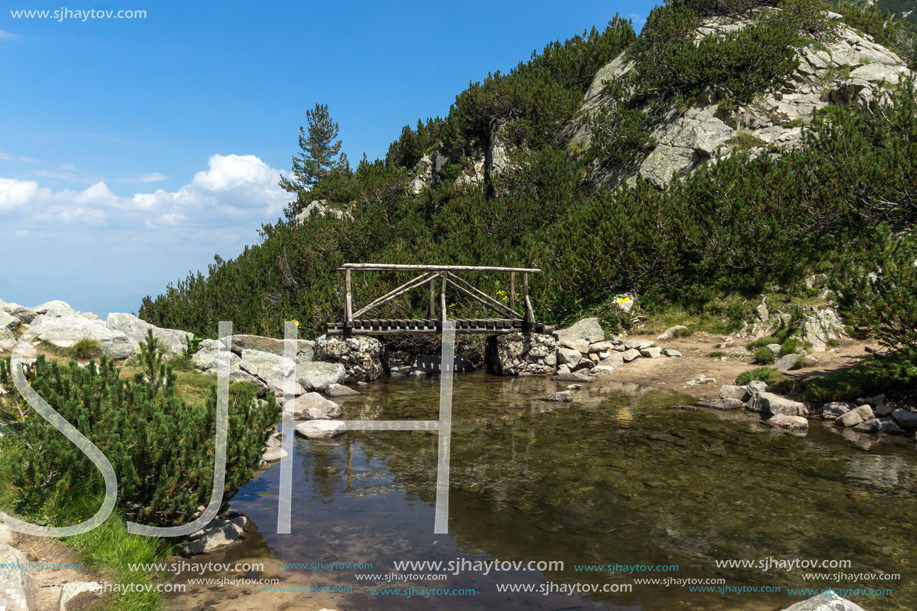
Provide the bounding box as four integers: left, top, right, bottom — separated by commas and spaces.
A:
803, 353, 917, 403
672, 326, 693, 338
70, 338, 102, 360
746, 336, 780, 350
735, 366, 799, 393
707, 351, 731, 358
754, 346, 776, 365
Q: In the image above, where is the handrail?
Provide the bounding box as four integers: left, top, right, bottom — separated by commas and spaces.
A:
337, 263, 540, 273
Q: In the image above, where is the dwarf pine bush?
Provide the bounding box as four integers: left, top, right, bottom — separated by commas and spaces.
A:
0, 352, 278, 526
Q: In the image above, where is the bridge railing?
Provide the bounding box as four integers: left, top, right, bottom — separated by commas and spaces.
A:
337, 263, 541, 327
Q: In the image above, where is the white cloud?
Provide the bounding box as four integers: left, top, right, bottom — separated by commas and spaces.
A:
118, 172, 167, 184
0, 153, 293, 226
0, 30, 19, 41
0, 152, 11, 160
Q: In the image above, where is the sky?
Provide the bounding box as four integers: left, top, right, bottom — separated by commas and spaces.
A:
0, 0, 653, 318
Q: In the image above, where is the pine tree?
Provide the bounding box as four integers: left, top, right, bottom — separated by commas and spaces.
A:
279, 103, 350, 198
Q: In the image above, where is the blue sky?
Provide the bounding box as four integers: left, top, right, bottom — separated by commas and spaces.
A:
0, 0, 652, 317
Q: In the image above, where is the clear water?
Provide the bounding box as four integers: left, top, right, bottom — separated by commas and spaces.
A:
226, 371, 917, 610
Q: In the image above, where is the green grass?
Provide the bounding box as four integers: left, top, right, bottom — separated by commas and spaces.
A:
803, 353, 917, 402
735, 366, 799, 393
754, 346, 777, 365
70, 338, 102, 360
747, 336, 780, 350
707, 351, 731, 358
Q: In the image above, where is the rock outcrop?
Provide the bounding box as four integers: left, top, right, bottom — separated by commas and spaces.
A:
314, 336, 386, 382
484, 333, 556, 376
570, 12, 913, 190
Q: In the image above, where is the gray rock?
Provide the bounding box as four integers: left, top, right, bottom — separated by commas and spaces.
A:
484, 332, 556, 376
0, 523, 20, 547
294, 200, 351, 224
820, 402, 854, 420
766, 343, 783, 356
624, 340, 653, 350
295, 420, 346, 440
286, 392, 342, 420
0, 312, 19, 332
182, 516, 248, 555
553, 372, 593, 383
590, 366, 615, 376
1, 303, 37, 324
191, 347, 241, 374
295, 361, 346, 392
891, 408, 917, 429
598, 353, 624, 368
719, 385, 749, 402
325, 383, 361, 398
262, 446, 289, 463
697, 398, 744, 411
620, 349, 640, 362
560, 339, 590, 354
554, 318, 604, 343
0, 542, 34, 611
854, 417, 905, 435
106, 312, 192, 354
657, 325, 687, 340
775, 353, 803, 371
224, 334, 314, 362
766, 414, 809, 431
638, 144, 697, 188
589, 341, 611, 353
33, 299, 76, 317
688, 374, 717, 386
29, 316, 135, 359
557, 347, 583, 367
314, 336, 386, 382
239, 349, 302, 395
639, 347, 663, 359
60, 582, 102, 611
747, 380, 768, 394
780, 592, 867, 611
748, 392, 808, 417
664, 349, 683, 357
836, 405, 874, 427
537, 391, 573, 402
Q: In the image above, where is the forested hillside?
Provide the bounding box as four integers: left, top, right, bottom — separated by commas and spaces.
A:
140, 0, 917, 369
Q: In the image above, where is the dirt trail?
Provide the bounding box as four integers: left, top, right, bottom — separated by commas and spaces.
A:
605, 331, 881, 400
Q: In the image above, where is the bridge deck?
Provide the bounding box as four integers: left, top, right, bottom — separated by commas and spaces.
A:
326, 318, 552, 336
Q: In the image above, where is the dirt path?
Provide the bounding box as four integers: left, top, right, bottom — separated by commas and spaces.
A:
604, 331, 881, 400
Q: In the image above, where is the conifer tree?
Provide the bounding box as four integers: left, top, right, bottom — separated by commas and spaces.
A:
279, 103, 350, 199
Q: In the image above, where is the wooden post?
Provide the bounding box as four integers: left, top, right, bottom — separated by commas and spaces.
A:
429, 278, 436, 319
509, 272, 516, 314
345, 268, 353, 323
523, 272, 533, 323
440, 275, 447, 322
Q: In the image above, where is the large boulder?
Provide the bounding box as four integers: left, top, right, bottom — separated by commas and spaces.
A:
314, 336, 386, 382
837, 405, 874, 427
106, 312, 193, 355
747, 392, 808, 417
295, 362, 346, 392
32, 299, 76, 318
0, 311, 19, 332
190, 341, 242, 374
223, 334, 314, 362
484, 333, 556, 376
0, 542, 34, 611
2, 302, 38, 324
554, 318, 604, 343
765, 414, 809, 431
296, 420, 346, 440
29, 316, 135, 359
820, 402, 854, 420
286, 393, 342, 420
239, 349, 303, 396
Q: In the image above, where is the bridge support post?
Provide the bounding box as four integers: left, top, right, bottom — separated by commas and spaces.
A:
510, 272, 516, 314
429, 278, 436, 319
344, 268, 353, 325
440, 275, 447, 322
523, 272, 534, 323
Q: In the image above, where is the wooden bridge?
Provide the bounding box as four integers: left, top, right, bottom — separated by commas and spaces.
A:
326, 264, 553, 336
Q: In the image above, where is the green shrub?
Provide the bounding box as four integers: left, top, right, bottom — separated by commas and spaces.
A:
735, 366, 794, 391
69, 338, 101, 360
780, 336, 808, 354
833, 230, 917, 366
0, 351, 278, 526
672, 326, 693, 338
707, 351, 730, 358
804, 353, 917, 402
755, 346, 777, 364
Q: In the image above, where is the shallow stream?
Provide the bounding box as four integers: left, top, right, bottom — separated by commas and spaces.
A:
225, 372, 917, 610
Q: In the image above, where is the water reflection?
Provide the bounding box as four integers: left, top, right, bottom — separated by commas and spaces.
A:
228, 372, 917, 610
